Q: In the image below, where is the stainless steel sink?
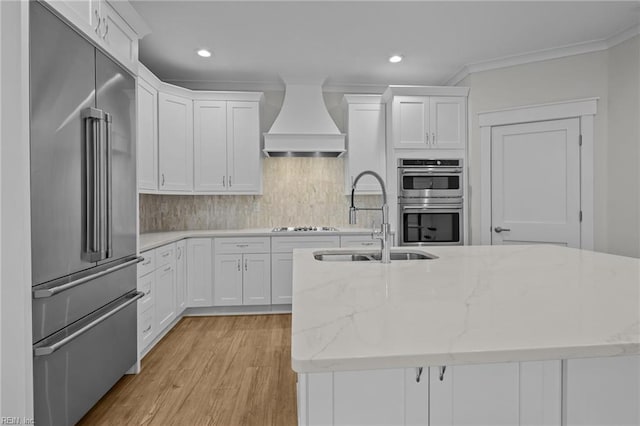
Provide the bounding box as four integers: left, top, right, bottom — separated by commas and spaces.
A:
313, 249, 437, 262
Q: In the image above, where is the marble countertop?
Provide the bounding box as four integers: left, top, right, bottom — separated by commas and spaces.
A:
291, 245, 640, 373
139, 227, 380, 251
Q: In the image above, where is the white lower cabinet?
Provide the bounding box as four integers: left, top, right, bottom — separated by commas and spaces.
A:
271, 235, 340, 305
299, 361, 562, 426
186, 238, 213, 307
154, 246, 176, 334
213, 238, 271, 306
175, 240, 187, 314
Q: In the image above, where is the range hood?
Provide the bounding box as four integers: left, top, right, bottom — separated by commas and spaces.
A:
263, 83, 346, 157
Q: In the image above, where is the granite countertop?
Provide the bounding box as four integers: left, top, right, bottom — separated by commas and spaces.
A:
139, 227, 381, 252
291, 245, 640, 373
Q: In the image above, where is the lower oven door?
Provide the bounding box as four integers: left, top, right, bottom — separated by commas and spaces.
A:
398, 200, 463, 246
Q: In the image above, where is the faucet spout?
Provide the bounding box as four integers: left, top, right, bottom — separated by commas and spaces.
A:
349, 171, 392, 263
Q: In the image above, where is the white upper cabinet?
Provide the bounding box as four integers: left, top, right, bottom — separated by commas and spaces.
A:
42, 0, 149, 74
158, 91, 194, 192
384, 86, 468, 151
227, 101, 261, 193
194, 100, 227, 192
137, 71, 158, 192
193, 99, 262, 194
343, 95, 386, 194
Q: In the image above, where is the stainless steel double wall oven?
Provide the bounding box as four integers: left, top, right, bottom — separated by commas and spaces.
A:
397, 159, 464, 246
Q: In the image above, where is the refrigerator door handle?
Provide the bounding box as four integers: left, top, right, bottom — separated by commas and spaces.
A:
33, 291, 144, 356
32, 256, 143, 298
82, 107, 106, 262
105, 112, 113, 259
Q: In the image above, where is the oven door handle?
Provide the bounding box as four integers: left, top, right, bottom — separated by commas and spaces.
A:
401, 168, 463, 175
401, 204, 463, 210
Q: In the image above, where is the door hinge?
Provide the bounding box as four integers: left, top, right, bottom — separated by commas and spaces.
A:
579, 211, 583, 222
579, 134, 583, 146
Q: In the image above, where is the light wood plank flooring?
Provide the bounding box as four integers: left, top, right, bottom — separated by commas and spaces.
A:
78, 314, 297, 426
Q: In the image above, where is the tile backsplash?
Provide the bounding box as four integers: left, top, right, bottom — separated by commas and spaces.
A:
140, 157, 383, 232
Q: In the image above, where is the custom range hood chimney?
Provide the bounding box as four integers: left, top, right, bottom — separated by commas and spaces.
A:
263, 81, 346, 157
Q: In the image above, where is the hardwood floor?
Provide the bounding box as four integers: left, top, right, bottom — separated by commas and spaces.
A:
78, 314, 297, 426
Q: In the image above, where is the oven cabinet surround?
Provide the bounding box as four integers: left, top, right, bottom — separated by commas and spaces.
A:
292, 245, 640, 425
342, 95, 386, 194
42, 0, 149, 74
137, 64, 264, 195
382, 86, 468, 151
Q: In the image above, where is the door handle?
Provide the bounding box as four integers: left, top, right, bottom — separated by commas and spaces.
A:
425, 132, 430, 144
244, 258, 248, 271
237, 260, 241, 271
105, 112, 113, 259
494, 226, 511, 233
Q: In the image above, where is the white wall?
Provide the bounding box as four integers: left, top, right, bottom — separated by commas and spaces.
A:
606, 35, 640, 258
460, 50, 611, 252
0, 0, 33, 419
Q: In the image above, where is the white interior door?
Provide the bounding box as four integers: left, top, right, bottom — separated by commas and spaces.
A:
491, 118, 581, 247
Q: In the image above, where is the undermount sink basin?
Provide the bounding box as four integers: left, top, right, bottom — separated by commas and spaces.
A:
313, 249, 437, 262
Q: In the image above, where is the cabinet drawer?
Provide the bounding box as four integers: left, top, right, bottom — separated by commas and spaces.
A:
340, 235, 379, 248
139, 306, 154, 350
156, 243, 176, 267
214, 237, 270, 254
138, 250, 156, 277
138, 275, 153, 312
272, 236, 340, 253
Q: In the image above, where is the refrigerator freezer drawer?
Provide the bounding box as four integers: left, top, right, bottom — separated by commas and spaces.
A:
32, 257, 138, 343
33, 291, 141, 426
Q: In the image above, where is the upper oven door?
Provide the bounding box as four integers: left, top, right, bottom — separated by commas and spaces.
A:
398, 200, 463, 246
398, 167, 463, 198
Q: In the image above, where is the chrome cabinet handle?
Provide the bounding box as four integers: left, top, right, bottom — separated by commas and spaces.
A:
223, 176, 226, 187
164, 266, 171, 272
145, 289, 151, 296
361, 242, 375, 246
426, 132, 430, 144
143, 324, 152, 333
142, 259, 151, 266
94, 10, 101, 33
161, 173, 165, 186
102, 17, 109, 39
236, 244, 249, 248
432, 132, 436, 144
244, 259, 248, 271
494, 226, 511, 233
416, 367, 423, 383
237, 260, 241, 271
439, 366, 447, 381
162, 252, 171, 258
229, 176, 232, 187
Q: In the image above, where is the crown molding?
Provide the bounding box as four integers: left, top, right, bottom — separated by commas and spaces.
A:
445, 23, 640, 86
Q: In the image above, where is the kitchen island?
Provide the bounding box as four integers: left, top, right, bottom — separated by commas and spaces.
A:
291, 245, 640, 425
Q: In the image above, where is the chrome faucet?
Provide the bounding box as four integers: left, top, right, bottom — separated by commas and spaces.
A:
349, 171, 391, 264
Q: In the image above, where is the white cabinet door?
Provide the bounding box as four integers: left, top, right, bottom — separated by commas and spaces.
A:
100, 1, 137, 70
430, 361, 561, 426
158, 92, 193, 191
175, 240, 187, 313
193, 100, 227, 191
242, 253, 271, 305
154, 263, 176, 332
393, 96, 429, 149
186, 238, 213, 307
44, 0, 102, 38
137, 77, 158, 191
345, 103, 386, 193
565, 356, 640, 426
214, 254, 243, 306
430, 97, 466, 150
227, 101, 260, 193
271, 253, 293, 305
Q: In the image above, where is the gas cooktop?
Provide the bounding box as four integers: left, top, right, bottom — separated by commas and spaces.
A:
272, 226, 339, 232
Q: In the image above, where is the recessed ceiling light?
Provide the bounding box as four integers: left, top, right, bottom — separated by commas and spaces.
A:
389, 55, 403, 63
197, 49, 212, 58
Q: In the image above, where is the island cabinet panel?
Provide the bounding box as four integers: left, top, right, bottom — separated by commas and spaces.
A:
565, 355, 640, 426
186, 238, 213, 307
299, 368, 428, 426
429, 361, 561, 426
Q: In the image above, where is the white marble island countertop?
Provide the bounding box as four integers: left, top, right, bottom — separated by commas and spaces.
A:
291, 245, 640, 373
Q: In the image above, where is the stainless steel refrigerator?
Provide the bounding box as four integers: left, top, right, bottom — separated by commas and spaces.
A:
30, 3, 142, 425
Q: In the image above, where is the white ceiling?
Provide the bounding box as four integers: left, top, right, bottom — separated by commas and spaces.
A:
131, 1, 640, 92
